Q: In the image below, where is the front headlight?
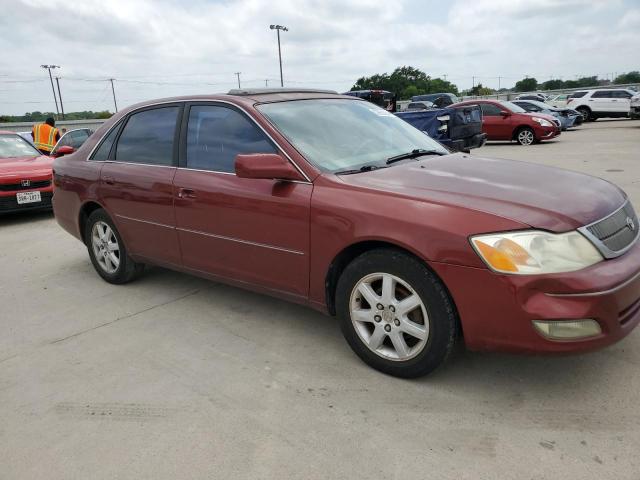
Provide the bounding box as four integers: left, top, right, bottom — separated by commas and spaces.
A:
532, 117, 552, 127
470, 230, 603, 275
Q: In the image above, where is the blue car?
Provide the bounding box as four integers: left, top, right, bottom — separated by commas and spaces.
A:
513, 100, 580, 130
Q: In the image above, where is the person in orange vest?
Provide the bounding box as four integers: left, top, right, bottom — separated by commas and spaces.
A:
31, 117, 61, 155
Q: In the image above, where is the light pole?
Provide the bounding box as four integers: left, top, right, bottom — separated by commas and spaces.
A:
40, 65, 60, 117
54, 77, 65, 120
270, 24, 288, 87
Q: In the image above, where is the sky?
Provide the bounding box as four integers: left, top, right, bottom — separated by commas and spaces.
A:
1, 0, 639, 115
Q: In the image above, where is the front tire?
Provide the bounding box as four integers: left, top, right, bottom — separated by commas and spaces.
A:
576, 106, 592, 122
515, 127, 536, 146
335, 249, 458, 378
85, 209, 144, 284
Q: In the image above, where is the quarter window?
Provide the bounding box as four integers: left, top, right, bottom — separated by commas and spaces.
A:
92, 124, 121, 161
115, 107, 179, 165
186, 105, 276, 173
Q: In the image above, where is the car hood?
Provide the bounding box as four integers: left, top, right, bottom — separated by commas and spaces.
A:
338, 153, 626, 232
0, 155, 54, 178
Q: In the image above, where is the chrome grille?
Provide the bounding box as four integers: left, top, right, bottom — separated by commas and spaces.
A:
580, 200, 639, 258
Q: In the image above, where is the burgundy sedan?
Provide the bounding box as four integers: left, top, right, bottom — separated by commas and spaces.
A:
52, 89, 640, 377
0, 131, 55, 214
455, 99, 560, 145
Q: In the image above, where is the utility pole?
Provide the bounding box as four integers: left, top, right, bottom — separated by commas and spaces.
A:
234, 72, 241, 89
265, 79, 269, 87
109, 78, 118, 112
472, 75, 475, 91
54, 76, 65, 120
40, 65, 60, 117
498, 76, 502, 91
270, 24, 288, 87
443, 74, 448, 81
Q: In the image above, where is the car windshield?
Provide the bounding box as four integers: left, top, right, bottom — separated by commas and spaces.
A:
257, 99, 448, 173
0, 134, 41, 158
500, 101, 527, 113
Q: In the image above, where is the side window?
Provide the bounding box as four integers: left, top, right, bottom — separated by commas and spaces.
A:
69, 130, 89, 148
115, 106, 179, 165
480, 103, 502, 116
613, 90, 632, 99
592, 90, 612, 98
569, 92, 587, 98
92, 124, 121, 161
186, 105, 276, 173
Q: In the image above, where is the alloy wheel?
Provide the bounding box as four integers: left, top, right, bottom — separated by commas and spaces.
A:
91, 221, 120, 274
349, 272, 429, 361
518, 129, 535, 145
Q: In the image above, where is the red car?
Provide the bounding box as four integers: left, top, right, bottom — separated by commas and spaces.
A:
52, 90, 640, 377
455, 99, 561, 145
0, 131, 57, 214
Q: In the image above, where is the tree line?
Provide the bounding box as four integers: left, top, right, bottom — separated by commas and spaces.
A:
352, 67, 640, 98
0, 110, 113, 123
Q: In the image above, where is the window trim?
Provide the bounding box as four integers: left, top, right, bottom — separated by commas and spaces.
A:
178, 100, 310, 182
86, 99, 311, 183
111, 103, 184, 167
88, 119, 126, 161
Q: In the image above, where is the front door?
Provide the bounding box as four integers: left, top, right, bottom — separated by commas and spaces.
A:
98, 104, 183, 266
173, 103, 312, 298
480, 103, 512, 140
589, 90, 615, 113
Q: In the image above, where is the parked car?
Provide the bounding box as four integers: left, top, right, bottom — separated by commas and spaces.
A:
546, 94, 570, 108
342, 89, 396, 111
52, 89, 640, 378
630, 92, 640, 119
406, 101, 435, 111
396, 104, 486, 152
515, 93, 548, 102
50, 128, 93, 157
512, 99, 580, 130
566, 89, 636, 121
411, 93, 459, 108
454, 99, 560, 145
0, 131, 55, 214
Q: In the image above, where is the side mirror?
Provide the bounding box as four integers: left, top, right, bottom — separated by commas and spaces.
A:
52, 145, 75, 158
500, 110, 511, 117
235, 153, 305, 181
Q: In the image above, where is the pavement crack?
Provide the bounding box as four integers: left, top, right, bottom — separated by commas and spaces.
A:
49, 289, 200, 345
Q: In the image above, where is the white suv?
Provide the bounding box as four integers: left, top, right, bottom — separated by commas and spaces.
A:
566, 88, 636, 121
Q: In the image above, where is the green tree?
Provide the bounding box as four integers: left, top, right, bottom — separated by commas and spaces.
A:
514, 77, 538, 92
351, 66, 459, 100
539, 79, 565, 90
467, 83, 494, 96
614, 71, 640, 84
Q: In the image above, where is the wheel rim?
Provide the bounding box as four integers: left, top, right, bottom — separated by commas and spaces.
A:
349, 272, 429, 361
91, 221, 120, 274
518, 129, 534, 145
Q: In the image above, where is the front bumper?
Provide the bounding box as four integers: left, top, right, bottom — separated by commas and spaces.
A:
0, 187, 54, 214
631, 106, 640, 119
538, 124, 561, 140
431, 240, 640, 354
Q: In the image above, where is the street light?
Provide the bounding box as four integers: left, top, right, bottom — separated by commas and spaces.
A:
269, 24, 288, 87
40, 65, 60, 117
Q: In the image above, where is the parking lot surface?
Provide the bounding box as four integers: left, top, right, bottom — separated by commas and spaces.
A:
1, 119, 639, 479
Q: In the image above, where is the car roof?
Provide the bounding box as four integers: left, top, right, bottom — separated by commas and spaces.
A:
122, 89, 351, 112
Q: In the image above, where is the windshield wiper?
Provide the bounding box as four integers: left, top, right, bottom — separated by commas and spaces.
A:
386, 149, 444, 165
335, 164, 387, 175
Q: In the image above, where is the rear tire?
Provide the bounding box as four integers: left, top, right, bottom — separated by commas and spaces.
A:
515, 127, 536, 146
85, 209, 144, 284
335, 249, 458, 378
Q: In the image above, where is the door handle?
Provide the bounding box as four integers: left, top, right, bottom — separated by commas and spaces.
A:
178, 188, 196, 199
103, 175, 115, 185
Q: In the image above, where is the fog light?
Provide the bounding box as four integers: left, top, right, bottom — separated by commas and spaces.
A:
532, 319, 601, 340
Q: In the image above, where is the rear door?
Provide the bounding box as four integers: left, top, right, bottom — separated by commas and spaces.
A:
589, 90, 615, 113
98, 104, 183, 266
479, 103, 511, 140
172, 102, 312, 298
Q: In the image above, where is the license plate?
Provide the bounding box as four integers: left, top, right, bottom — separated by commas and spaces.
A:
16, 191, 41, 204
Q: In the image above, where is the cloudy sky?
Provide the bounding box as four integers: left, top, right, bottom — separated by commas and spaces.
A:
1, 0, 638, 115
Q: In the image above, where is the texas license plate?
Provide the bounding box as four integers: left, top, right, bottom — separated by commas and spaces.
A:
16, 191, 41, 204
